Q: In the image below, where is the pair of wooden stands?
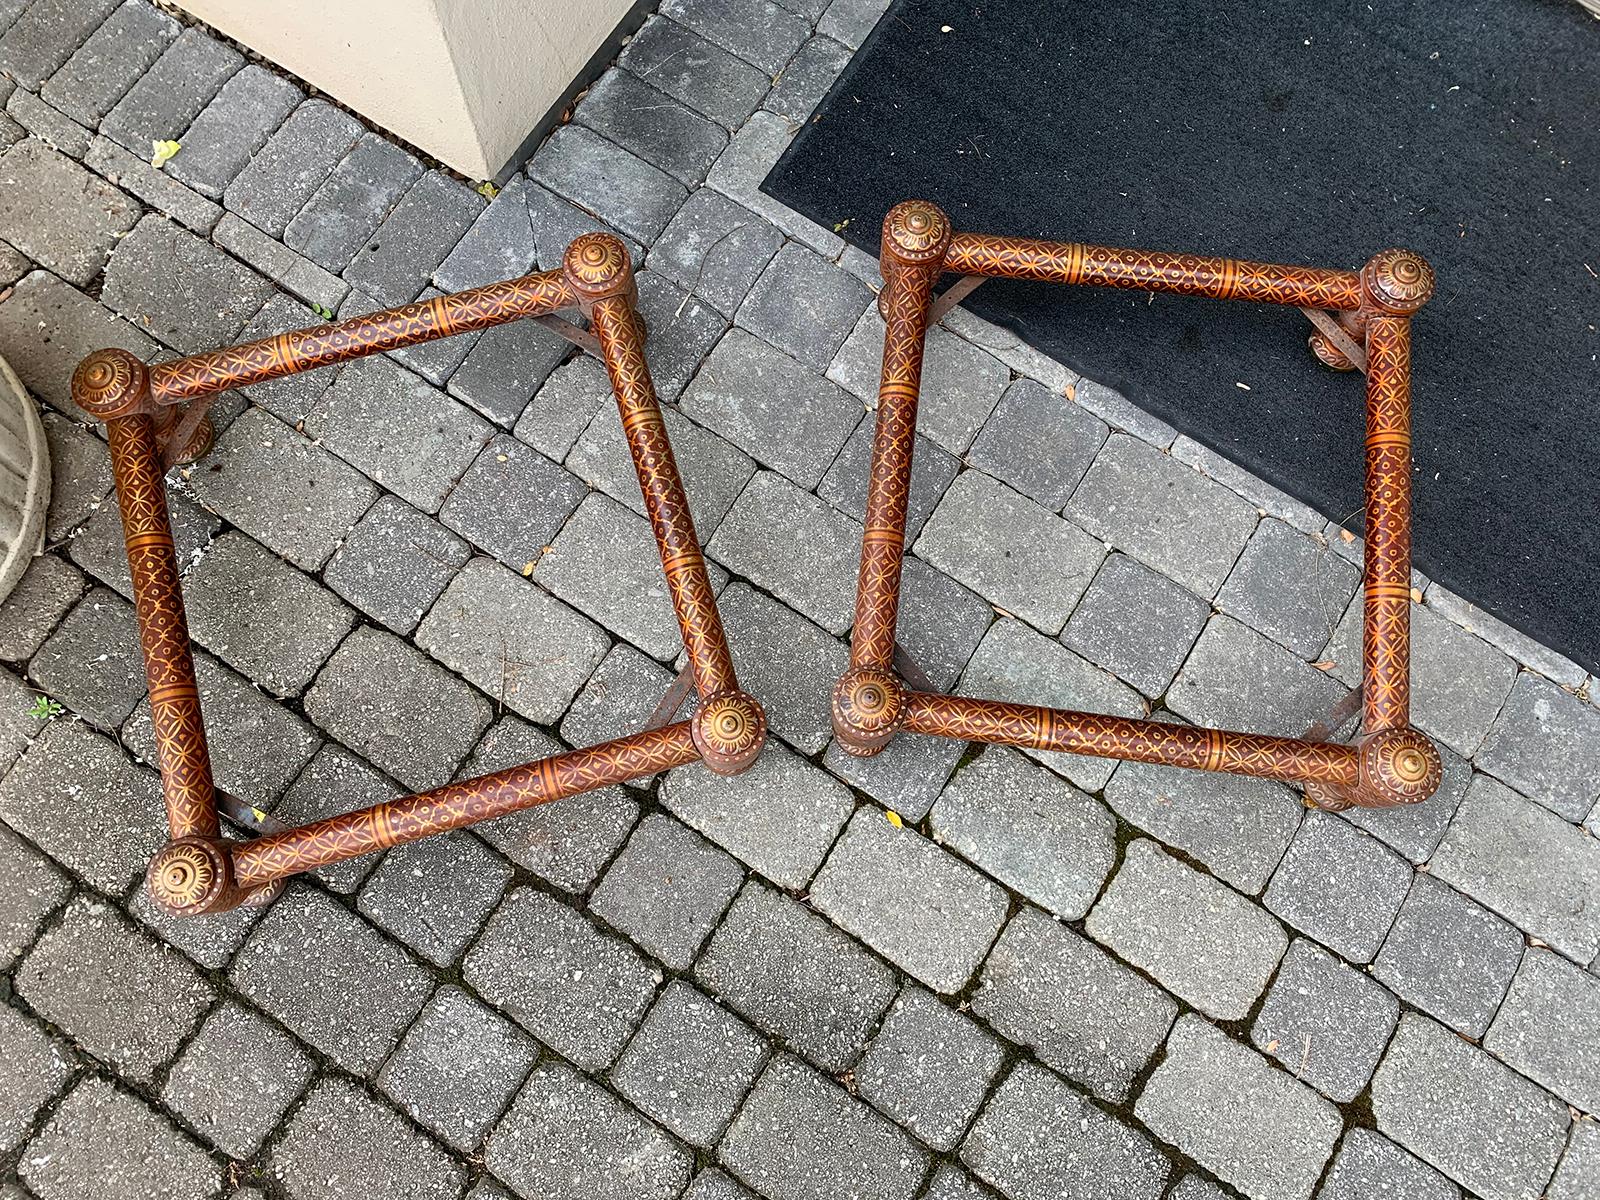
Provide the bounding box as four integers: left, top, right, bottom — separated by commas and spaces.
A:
71, 206, 1440, 919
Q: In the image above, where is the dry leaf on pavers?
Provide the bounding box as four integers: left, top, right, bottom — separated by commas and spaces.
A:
150, 140, 180, 169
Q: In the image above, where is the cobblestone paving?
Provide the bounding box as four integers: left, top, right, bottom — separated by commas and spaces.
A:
1, 2, 1598, 1198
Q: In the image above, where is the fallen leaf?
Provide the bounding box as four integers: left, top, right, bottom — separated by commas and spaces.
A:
884, 810, 903, 828
475, 180, 500, 200
521, 561, 535, 577
1339, 528, 1357, 544
1313, 660, 1336, 671
1410, 586, 1424, 603
150, 139, 181, 169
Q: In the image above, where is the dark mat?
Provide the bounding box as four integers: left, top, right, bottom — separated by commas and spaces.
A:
763, 0, 1600, 675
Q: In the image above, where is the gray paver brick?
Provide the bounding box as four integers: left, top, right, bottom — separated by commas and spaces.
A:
1372, 872, 1523, 1038
161, 1001, 314, 1158
324, 493, 469, 635
1251, 938, 1399, 1103
820, 0, 891, 47
1318, 1129, 1460, 1200
812, 806, 1009, 994
1549, 1122, 1600, 1200
0, 269, 156, 418
1139, 1015, 1342, 1200
516, 352, 612, 461
357, 832, 511, 966
29, 586, 144, 728
1068, 433, 1257, 597
0, 822, 68, 969
0, 553, 83, 662
824, 728, 966, 825
649, 186, 783, 318
959, 618, 1145, 792
561, 640, 675, 747
306, 625, 490, 790
634, 269, 731, 401
1217, 520, 1359, 658
1103, 758, 1301, 895
766, 34, 852, 123
232, 884, 433, 1074
344, 168, 484, 305
1475, 671, 1600, 821
1485, 948, 1600, 1114
714, 580, 847, 752
183, 530, 355, 695
0, 139, 138, 285
973, 905, 1176, 1104
682, 328, 863, 490
824, 414, 964, 545
126, 872, 267, 970
0, 1003, 72, 1152
663, 0, 810, 72
710, 110, 845, 254
611, 979, 768, 1147
529, 123, 688, 244
1372, 1013, 1568, 1200
1170, 614, 1345, 739
463, 717, 640, 891
84, 133, 223, 233
19, 1076, 218, 1200
306, 354, 493, 513
431, 173, 542, 291
270, 743, 399, 894
828, 308, 1010, 456
896, 555, 995, 691
188, 405, 377, 570
124, 648, 321, 808
0, 666, 42, 775
620, 15, 770, 129
696, 881, 897, 1071
710, 469, 860, 633
1324, 599, 1518, 758
39, 0, 178, 124
739, 242, 873, 371
286, 130, 421, 271
0, 719, 165, 892
16, 895, 212, 1083
1062, 552, 1210, 698
377, 984, 538, 1151
101, 26, 241, 153
271, 1077, 465, 1200
964, 1061, 1170, 1200
5, 86, 89, 157
663, 737, 853, 888
590, 813, 744, 971
440, 434, 584, 570
917, 470, 1104, 635
1088, 838, 1287, 1020
0, 0, 120, 89
534, 491, 719, 660
688, 1169, 758, 1200
464, 886, 657, 1071
486, 1061, 691, 1200
167, 62, 302, 197
969, 377, 1109, 510
1431, 773, 1600, 962
721, 1052, 930, 1200
1263, 811, 1412, 963
576, 66, 728, 185
857, 986, 1003, 1151
42, 410, 111, 542
566, 386, 755, 536
102, 214, 274, 353
224, 98, 366, 237
417, 556, 608, 723
932, 746, 1116, 920
211, 211, 349, 312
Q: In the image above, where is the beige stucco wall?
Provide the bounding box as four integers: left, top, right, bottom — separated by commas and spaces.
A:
176, 0, 637, 178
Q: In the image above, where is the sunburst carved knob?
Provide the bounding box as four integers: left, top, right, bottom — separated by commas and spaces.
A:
882, 200, 952, 264
832, 666, 904, 755
147, 837, 231, 916
71, 348, 150, 420
562, 232, 632, 303
1360, 726, 1442, 806
693, 691, 767, 776
1363, 249, 1435, 314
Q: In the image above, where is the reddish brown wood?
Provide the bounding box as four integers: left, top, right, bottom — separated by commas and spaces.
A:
78, 236, 766, 917
837, 201, 1441, 811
